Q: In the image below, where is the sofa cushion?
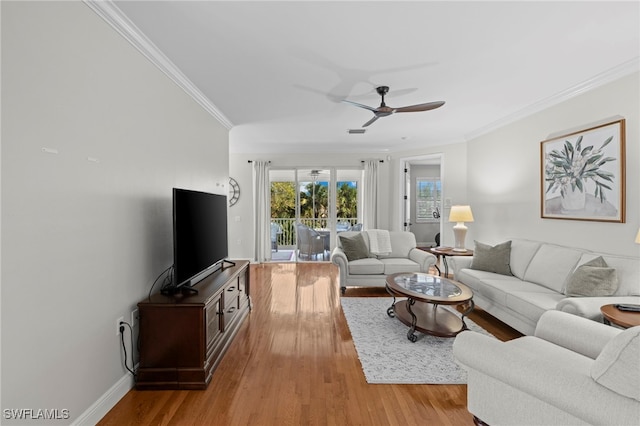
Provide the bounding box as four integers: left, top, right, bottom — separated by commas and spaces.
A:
456, 269, 541, 306
523, 244, 584, 293
506, 291, 567, 324
380, 258, 422, 275
376, 231, 417, 259
509, 239, 542, 280
471, 240, 513, 276
565, 256, 618, 297
455, 269, 509, 304
591, 326, 640, 402
347, 258, 384, 275
339, 233, 370, 261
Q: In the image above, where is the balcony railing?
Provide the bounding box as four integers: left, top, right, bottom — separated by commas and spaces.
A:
271, 218, 358, 247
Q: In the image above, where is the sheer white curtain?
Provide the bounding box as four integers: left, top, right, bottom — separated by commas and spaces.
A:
252, 161, 271, 262
363, 160, 379, 230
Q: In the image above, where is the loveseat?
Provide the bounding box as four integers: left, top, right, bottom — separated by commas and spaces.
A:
330, 230, 437, 294
453, 310, 640, 425
450, 238, 640, 335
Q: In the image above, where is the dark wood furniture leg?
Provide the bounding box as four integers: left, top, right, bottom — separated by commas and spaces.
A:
473, 416, 490, 426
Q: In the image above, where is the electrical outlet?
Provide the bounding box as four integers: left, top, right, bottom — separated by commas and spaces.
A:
131, 309, 139, 328
116, 316, 124, 336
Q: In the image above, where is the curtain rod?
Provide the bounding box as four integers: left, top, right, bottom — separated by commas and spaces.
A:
360, 160, 384, 163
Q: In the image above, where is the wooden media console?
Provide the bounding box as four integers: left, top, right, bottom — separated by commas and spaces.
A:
136, 260, 250, 390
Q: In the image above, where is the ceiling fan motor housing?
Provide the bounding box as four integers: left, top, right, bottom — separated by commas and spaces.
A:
376, 86, 389, 95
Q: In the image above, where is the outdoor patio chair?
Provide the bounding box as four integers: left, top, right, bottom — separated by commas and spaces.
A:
295, 223, 325, 260
337, 221, 351, 232
270, 222, 282, 251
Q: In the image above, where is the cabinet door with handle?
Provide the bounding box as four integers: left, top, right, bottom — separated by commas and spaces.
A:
222, 279, 240, 331
205, 295, 223, 352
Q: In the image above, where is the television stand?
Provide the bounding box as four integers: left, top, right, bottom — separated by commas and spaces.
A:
136, 260, 250, 390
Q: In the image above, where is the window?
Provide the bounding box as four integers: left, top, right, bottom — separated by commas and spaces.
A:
415, 178, 441, 222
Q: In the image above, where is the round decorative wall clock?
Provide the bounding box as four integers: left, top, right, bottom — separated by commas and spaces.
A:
228, 177, 240, 206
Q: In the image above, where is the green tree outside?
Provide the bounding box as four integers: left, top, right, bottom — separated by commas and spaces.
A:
270, 180, 358, 245
336, 182, 357, 219
270, 181, 296, 218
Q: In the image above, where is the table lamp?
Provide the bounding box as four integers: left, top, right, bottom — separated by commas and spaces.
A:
449, 205, 474, 252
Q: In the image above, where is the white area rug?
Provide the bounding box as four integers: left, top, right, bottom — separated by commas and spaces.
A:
340, 297, 494, 384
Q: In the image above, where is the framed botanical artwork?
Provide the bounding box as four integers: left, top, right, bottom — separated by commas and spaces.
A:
541, 118, 625, 222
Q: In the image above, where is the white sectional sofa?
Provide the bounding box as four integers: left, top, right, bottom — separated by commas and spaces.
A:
453, 310, 640, 426
330, 230, 437, 294
450, 238, 640, 335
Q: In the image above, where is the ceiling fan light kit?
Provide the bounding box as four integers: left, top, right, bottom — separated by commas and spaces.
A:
342, 86, 445, 128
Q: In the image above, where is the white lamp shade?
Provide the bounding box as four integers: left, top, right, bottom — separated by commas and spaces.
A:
449, 205, 474, 223
636, 228, 640, 244
449, 205, 473, 252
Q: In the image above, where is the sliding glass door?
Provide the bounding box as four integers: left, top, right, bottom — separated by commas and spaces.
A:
269, 167, 361, 262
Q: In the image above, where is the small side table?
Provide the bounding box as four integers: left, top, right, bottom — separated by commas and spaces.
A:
600, 304, 640, 328
427, 247, 474, 277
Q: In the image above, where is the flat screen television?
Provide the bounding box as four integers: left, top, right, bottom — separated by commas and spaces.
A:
170, 188, 230, 293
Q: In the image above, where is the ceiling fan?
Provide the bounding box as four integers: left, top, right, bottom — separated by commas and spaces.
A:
342, 86, 445, 127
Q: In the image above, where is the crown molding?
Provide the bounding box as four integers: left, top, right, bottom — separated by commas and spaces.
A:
83, 0, 233, 130
465, 57, 639, 141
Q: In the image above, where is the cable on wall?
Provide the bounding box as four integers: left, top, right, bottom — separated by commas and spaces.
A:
119, 321, 137, 379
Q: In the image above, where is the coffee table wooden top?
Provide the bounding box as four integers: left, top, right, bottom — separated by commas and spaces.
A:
601, 304, 640, 328
386, 272, 473, 305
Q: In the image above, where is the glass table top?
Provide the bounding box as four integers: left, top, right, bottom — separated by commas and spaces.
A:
392, 273, 462, 298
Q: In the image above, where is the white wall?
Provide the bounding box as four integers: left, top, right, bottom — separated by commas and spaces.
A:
1, 1, 228, 423
467, 72, 639, 255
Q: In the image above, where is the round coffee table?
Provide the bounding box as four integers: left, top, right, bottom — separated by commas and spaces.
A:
385, 272, 474, 342
601, 304, 640, 328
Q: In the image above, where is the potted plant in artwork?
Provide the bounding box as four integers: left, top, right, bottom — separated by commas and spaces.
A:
544, 135, 616, 210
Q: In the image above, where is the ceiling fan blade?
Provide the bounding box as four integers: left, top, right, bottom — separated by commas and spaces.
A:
362, 116, 380, 127
341, 99, 377, 112
394, 101, 445, 113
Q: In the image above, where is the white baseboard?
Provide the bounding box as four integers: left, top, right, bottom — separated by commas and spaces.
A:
71, 372, 135, 426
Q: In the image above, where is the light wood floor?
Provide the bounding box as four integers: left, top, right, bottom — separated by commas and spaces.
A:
99, 263, 521, 426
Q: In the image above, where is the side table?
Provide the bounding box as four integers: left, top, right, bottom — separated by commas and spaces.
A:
600, 304, 640, 328
427, 247, 474, 277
